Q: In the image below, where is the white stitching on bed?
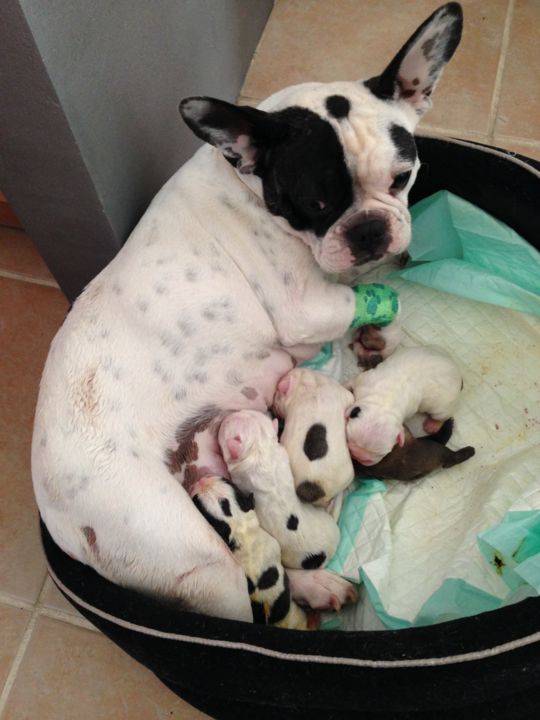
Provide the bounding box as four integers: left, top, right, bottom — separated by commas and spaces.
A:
47, 564, 540, 669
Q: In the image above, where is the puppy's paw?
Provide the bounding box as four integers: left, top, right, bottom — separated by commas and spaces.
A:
287, 569, 358, 612
351, 325, 388, 369
423, 416, 444, 434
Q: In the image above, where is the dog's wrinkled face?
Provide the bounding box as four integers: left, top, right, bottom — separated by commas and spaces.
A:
180, 3, 462, 274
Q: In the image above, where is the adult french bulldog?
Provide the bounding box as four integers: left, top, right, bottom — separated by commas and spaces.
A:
32, 3, 462, 621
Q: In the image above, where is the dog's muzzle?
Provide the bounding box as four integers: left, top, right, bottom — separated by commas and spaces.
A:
338, 210, 390, 265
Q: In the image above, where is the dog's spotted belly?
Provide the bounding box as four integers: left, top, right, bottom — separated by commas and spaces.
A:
164, 345, 295, 491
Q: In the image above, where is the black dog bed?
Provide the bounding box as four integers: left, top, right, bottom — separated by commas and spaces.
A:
41, 137, 540, 720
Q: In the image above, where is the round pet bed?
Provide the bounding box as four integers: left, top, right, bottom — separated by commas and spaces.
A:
41, 137, 540, 719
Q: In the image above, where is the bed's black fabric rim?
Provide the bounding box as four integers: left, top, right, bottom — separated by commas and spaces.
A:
41, 511, 540, 668
47, 562, 540, 669
416, 134, 540, 175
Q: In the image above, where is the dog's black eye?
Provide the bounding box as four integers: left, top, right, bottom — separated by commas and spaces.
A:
349, 406, 361, 418
306, 199, 328, 214
390, 171, 412, 191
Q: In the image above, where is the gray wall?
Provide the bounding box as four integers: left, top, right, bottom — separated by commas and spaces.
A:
0, 0, 272, 300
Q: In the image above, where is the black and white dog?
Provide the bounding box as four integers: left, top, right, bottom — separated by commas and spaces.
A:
32, 4, 462, 621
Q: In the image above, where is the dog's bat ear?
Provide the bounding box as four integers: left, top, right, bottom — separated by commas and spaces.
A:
179, 97, 286, 174
364, 3, 463, 119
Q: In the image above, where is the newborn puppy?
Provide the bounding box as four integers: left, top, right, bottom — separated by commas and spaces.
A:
218, 410, 340, 571
346, 346, 463, 465
190, 476, 310, 629
353, 418, 475, 481
272, 368, 355, 505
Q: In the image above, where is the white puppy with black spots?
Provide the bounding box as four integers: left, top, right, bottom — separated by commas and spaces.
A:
190, 476, 311, 629
219, 411, 342, 575
346, 346, 464, 466
32, 5, 462, 620
272, 368, 355, 506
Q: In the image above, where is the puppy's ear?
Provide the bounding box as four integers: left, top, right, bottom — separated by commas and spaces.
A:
276, 372, 295, 397
179, 97, 286, 174
225, 436, 244, 462
365, 2, 462, 118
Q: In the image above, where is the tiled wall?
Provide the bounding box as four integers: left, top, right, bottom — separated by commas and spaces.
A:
240, 0, 540, 160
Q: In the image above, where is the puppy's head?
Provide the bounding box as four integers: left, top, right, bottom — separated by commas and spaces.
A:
346, 405, 406, 465
180, 3, 462, 275
218, 410, 279, 475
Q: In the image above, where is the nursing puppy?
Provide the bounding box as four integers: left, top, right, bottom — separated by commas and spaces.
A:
353, 418, 475, 481
272, 368, 354, 505
190, 476, 310, 629
219, 411, 341, 574
347, 346, 464, 465
31, 5, 462, 620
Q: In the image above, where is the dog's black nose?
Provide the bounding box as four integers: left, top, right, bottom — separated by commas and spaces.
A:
345, 216, 388, 264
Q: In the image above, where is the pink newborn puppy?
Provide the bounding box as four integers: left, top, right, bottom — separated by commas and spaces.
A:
218, 410, 340, 571
346, 346, 463, 466
272, 368, 355, 505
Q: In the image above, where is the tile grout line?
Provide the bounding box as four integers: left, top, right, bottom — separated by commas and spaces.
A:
491, 134, 540, 148
0, 575, 49, 717
238, 2, 277, 103
38, 605, 99, 632
0, 268, 59, 288
487, 0, 515, 142
0, 592, 35, 613
0, 614, 40, 718
0, 575, 98, 718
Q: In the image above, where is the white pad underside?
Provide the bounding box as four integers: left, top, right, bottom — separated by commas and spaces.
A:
324, 263, 540, 631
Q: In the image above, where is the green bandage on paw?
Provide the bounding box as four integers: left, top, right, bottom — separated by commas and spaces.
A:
350, 283, 400, 329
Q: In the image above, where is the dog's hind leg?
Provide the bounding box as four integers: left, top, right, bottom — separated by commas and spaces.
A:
428, 417, 454, 445
441, 446, 475, 469
43, 457, 253, 622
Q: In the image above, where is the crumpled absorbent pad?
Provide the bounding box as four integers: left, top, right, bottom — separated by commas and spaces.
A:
304, 191, 540, 631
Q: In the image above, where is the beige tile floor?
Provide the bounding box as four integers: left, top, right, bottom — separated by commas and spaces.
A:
0, 1, 538, 718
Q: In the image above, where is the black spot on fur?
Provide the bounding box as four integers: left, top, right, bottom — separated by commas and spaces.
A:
221, 478, 255, 513
246, 576, 256, 595
296, 481, 325, 503
303, 423, 328, 460
192, 495, 234, 549
287, 514, 299, 531
390, 124, 417, 163
325, 95, 351, 119
268, 587, 291, 624
219, 498, 232, 517
301, 552, 327, 570
251, 600, 267, 624
257, 565, 279, 590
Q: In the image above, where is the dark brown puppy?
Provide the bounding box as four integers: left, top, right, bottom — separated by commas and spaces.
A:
353, 419, 475, 481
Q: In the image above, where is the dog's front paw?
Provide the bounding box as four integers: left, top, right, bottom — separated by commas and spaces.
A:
287, 569, 358, 612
